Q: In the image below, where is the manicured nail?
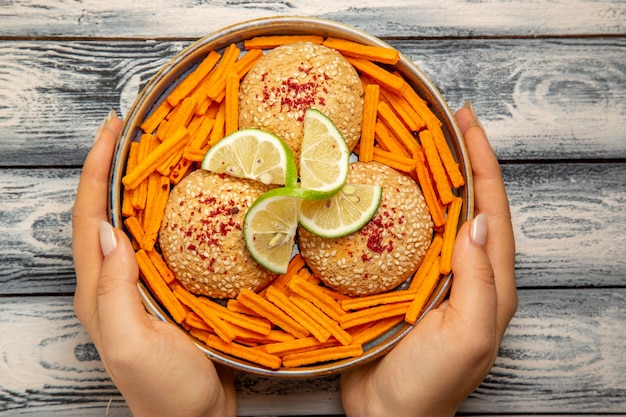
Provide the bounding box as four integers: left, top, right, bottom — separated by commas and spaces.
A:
99, 221, 118, 257
94, 109, 118, 143
463, 100, 486, 134
470, 213, 488, 246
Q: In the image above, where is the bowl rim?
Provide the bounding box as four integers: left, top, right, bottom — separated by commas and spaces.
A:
109, 15, 474, 378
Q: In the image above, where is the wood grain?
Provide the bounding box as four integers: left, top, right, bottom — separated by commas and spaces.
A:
0, 163, 623, 294
0, 169, 80, 294
0, 38, 624, 166
0, 0, 624, 38
0, 291, 623, 415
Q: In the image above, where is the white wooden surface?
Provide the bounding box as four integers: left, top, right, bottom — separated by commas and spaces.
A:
0, 1, 625, 416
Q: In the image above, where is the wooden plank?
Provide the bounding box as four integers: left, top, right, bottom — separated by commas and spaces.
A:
391, 38, 626, 160
0, 40, 188, 167
503, 162, 626, 287
0, 168, 80, 294
0, 290, 623, 415
0, 162, 624, 294
0, 38, 624, 167
0, 0, 624, 38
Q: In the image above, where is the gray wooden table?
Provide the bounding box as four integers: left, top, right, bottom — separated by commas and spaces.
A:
1, 1, 625, 416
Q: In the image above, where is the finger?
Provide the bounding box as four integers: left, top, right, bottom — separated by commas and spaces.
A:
72, 111, 123, 329
456, 107, 518, 338
448, 214, 497, 337
96, 222, 147, 349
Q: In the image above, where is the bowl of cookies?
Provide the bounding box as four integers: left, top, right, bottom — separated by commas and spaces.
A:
109, 16, 473, 377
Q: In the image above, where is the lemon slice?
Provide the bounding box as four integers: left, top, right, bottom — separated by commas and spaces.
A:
299, 183, 383, 238
299, 108, 350, 195
201, 128, 298, 186
243, 188, 302, 274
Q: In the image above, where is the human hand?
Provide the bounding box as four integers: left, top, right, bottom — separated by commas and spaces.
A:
72, 111, 237, 417
340, 102, 518, 417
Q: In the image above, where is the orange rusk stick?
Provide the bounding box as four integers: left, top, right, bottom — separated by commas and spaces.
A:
379, 87, 426, 132
289, 294, 352, 346
122, 126, 189, 190
188, 54, 222, 116
235, 327, 296, 344
405, 256, 441, 324
205, 43, 241, 101
131, 133, 156, 210
169, 157, 193, 185
160, 96, 197, 140
224, 72, 239, 135
146, 249, 175, 285
182, 147, 208, 163
237, 288, 310, 339
243, 35, 324, 50
339, 301, 412, 329
232, 48, 264, 78
203, 334, 282, 370
341, 289, 418, 311
265, 286, 332, 343
261, 254, 306, 296
409, 233, 443, 291
140, 170, 161, 229
184, 115, 215, 157
166, 51, 221, 107
432, 123, 465, 188
350, 316, 405, 345
123, 216, 145, 246
370, 146, 415, 173
207, 101, 226, 146
140, 99, 173, 134
226, 299, 260, 317
359, 83, 379, 162
413, 146, 446, 227
122, 141, 139, 215
323, 37, 399, 65
157, 147, 185, 177
282, 344, 363, 368
347, 57, 406, 95
198, 297, 272, 336
439, 196, 463, 275
374, 119, 411, 158
288, 277, 346, 321
418, 129, 455, 205
264, 336, 332, 356
377, 101, 419, 156
141, 175, 170, 251
135, 249, 186, 323
403, 84, 464, 188
172, 286, 236, 343
185, 311, 212, 332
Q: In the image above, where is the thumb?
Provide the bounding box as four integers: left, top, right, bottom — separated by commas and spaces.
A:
447, 214, 497, 329
96, 221, 149, 346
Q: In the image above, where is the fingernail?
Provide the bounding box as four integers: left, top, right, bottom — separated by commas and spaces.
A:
93, 109, 118, 144
99, 221, 118, 257
470, 213, 488, 246
463, 100, 486, 134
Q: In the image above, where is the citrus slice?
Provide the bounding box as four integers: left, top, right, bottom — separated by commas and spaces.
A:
243, 188, 302, 274
201, 128, 298, 186
299, 183, 383, 238
299, 108, 350, 195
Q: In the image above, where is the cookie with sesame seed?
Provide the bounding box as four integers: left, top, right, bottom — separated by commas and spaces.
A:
238, 42, 364, 164
158, 169, 278, 299
298, 161, 434, 296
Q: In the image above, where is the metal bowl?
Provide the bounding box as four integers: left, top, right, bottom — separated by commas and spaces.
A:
109, 16, 473, 378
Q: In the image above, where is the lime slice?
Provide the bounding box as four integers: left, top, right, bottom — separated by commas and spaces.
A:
243, 188, 302, 274
299, 183, 383, 238
299, 109, 350, 195
201, 128, 298, 187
